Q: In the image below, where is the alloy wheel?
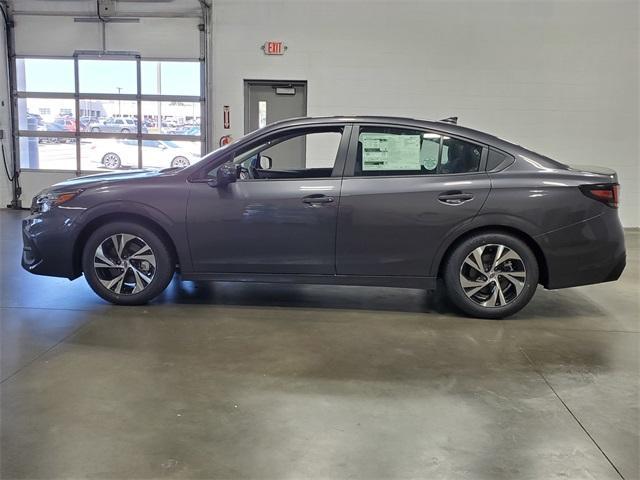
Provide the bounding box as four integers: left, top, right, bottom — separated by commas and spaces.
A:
103, 153, 120, 169
459, 244, 527, 308
93, 234, 157, 295
171, 156, 190, 168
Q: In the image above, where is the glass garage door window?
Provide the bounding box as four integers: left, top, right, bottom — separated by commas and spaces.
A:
16, 57, 205, 172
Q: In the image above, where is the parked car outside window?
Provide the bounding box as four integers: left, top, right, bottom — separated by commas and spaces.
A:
88, 138, 198, 169
87, 117, 148, 134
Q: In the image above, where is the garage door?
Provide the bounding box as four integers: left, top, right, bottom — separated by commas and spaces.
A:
9, 0, 209, 202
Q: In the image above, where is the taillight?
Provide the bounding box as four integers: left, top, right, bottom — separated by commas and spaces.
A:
579, 183, 619, 208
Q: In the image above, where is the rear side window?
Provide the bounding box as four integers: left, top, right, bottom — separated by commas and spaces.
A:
354, 127, 482, 176
486, 148, 512, 171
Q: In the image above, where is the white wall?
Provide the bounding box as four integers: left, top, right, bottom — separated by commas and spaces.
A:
212, 0, 640, 227
0, 18, 12, 208
13, 16, 201, 58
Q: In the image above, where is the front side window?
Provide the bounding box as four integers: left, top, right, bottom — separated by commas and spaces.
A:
213, 128, 344, 181
355, 127, 482, 176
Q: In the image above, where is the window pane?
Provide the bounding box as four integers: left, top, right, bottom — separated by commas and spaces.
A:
16, 58, 75, 93
20, 137, 76, 170
440, 137, 482, 174
255, 132, 340, 171
79, 59, 136, 94
356, 128, 441, 176
143, 140, 201, 169
141, 61, 201, 96
229, 130, 342, 179
81, 100, 140, 132
141, 101, 201, 135
487, 148, 510, 171
258, 101, 267, 128
82, 138, 138, 171
18, 98, 76, 131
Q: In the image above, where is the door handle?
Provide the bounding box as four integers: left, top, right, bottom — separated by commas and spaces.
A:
302, 194, 334, 205
438, 191, 474, 205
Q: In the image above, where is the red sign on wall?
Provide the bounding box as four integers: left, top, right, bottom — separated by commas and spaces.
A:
262, 41, 286, 55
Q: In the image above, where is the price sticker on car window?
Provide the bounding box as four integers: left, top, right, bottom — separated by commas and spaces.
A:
361, 133, 421, 171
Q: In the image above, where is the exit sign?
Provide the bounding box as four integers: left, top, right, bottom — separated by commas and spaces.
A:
262, 41, 286, 55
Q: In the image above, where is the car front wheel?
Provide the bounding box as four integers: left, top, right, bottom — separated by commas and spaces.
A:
82, 222, 175, 305
443, 232, 539, 319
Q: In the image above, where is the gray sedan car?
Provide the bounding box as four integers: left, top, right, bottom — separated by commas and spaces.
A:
22, 116, 625, 318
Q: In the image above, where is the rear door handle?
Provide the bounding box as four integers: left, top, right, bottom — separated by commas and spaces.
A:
302, 194, 334, 205
438, 191, 474, 205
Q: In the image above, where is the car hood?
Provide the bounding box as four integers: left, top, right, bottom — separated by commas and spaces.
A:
46, 169, 172, 193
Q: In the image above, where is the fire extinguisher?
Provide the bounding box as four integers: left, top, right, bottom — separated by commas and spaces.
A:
219, 135, 232, 147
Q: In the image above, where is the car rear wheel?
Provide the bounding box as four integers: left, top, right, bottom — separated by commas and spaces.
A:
82, 222, 175, 305
91, 127, 100, 132
102, 152, 121, 169
121, 128, 130, 133
171, 156, 190, 168
443, 232, 539, 319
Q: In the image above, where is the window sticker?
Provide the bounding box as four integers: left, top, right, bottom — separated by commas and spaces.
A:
420, 136, 440, 170
361, 133, 421, 171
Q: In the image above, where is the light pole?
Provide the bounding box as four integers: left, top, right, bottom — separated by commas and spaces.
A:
156, 63, 162, 130
116, 87, 122, 116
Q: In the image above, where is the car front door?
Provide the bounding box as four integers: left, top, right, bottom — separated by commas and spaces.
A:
186, 125, 351, 274
336, 124, 491, 277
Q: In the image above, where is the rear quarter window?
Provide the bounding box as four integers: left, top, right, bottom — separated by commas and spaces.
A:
486, 148, 514, 171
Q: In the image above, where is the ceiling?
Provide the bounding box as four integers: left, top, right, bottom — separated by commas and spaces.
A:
8, 0, 206, 18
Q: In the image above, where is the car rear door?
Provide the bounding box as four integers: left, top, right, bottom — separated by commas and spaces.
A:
336, 123, 491, 277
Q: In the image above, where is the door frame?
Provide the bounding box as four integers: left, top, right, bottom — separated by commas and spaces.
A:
243, 80, 308, 134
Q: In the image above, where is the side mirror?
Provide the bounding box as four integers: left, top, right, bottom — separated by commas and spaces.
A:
210, 162, 237, 187
259, 155, 272, 170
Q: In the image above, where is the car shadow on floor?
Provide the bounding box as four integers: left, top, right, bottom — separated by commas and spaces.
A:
155, 276, 608, 320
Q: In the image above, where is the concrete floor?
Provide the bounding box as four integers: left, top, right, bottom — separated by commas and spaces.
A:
1, 208, 638, 480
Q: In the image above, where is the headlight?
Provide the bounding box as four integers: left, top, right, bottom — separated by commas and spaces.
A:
31, 189, 83, 214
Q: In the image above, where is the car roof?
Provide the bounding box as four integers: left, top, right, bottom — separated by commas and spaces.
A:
261, 115, 518, 152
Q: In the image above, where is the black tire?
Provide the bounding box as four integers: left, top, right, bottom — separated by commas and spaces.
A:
82, 222, 175, 305
121, 128, 130, 133
91, 127, 100, 132
443, 232, 539, 319
171, 156, 190, 168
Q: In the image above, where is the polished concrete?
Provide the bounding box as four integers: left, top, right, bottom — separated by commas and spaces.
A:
1, 208, 638, 479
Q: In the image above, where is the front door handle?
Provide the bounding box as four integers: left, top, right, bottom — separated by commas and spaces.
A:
438, 191, 474, 205
302, 194, 334, 205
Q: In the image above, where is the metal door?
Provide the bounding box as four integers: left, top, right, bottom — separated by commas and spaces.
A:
244, 81, 307, 169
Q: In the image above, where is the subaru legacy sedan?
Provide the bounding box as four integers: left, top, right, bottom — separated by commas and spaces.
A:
22, 116, 625, 318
